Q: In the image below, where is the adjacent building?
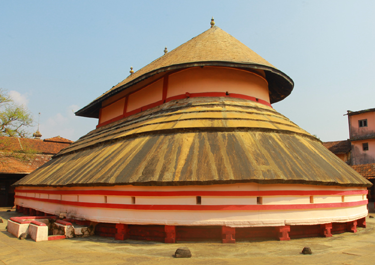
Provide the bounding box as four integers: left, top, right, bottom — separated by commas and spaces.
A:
323, 108, 375, 199
347, 109, 375, 165
0, 135, 72, 206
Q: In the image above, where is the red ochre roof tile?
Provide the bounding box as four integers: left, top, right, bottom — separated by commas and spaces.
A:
0, 136, 72, 155
322, 140, 351, 155
0, 136, 72, 174
0, 155, 52, 174
351, 163, 375, 179
44, 136, 74, 144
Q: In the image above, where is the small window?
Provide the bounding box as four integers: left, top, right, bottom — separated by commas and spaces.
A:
342, 195, 345, 202
359, 119, 368, 127
196, 196, 202, 205
363, 143, 369, 151
310, 196, 314, 203
257, 197, 263, 205
104, 196, 107, 203
131, 197, 136, 204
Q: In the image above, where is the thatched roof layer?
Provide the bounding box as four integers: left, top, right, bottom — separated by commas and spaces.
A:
16, 98, 371, 187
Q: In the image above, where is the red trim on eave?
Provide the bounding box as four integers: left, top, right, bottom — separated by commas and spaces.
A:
162, 76, 168, 101
15, 195, 368, 211
141, 100, 164, 112
123, 108, 141, 118
96, 92, 273, 128
16, 189, 368, 196
123, 96, 129, 115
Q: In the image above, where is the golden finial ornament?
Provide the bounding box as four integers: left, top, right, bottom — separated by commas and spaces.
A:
164, 47, 168, 55
130, 66, 134, 75
33, 112, 42, 139
210, 17, 215, 28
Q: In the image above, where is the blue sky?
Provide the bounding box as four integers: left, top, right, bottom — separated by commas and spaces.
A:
1, 0, 374, 141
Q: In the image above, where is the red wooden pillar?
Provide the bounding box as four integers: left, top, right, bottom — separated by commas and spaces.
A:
357, 217, 366, 228
164, 225, 176, 243
29, 209, 36, 216
347, 220, 357, 233
320, 223, 332, 237
115, 224, 128, 240
275, 225, 290, 241
222, 226, 236, 243
16, 205, 21, 213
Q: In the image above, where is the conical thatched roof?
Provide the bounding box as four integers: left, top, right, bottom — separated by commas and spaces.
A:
16, 98, 371, 187
76, 26, 293, 118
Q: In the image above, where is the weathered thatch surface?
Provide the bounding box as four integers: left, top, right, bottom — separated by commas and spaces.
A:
76, 26, 293, 118
15, 98, 371, 187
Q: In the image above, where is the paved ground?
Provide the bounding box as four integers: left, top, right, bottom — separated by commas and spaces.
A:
1, 206, 375, 265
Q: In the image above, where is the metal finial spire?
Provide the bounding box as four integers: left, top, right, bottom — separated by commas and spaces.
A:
37, 112, 40, 131
130, 66, 134, 75
33, 112, 42, 139
164, 47, 168, 55
210, 17, 215, 28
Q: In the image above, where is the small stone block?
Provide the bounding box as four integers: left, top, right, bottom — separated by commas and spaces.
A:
7, 220, 30, 238
19, 232, 28, 240
174, 247, 192, 258
302, 247, 312, 255
29, 223, 48, 242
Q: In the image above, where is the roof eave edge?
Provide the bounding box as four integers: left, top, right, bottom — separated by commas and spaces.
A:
75, 61, 294, 118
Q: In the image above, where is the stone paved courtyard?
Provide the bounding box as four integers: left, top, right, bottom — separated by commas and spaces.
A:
1, 206, 375, 265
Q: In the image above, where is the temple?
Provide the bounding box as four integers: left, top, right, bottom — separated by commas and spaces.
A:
14, 20, 371, 243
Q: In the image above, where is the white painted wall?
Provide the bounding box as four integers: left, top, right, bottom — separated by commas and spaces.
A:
15, 183, 368, 227
263, 196, 310, 205
62, 195, 78, 202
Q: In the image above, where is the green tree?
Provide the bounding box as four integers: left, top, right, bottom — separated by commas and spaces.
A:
0, 89, 33, 138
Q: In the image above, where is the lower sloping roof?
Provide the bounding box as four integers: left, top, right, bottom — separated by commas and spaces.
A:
15, 98, 371, 187
0, 136, 72, 155
0, 155, 52, 174
323, 140, 351, 155
351, 163, 375, 179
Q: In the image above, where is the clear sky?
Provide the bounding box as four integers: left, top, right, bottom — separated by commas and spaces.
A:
1, 0, 374, 141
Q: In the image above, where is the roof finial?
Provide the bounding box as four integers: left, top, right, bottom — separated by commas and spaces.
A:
210, 17, 215, 28
130, 66, 134, 75
164, 47, 168, 55
33, 112, 42, 139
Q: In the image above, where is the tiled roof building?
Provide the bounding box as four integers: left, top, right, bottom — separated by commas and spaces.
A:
322, 140, 351, 164
323, 107, 375, 200
351, 163, 375, 179
0, 136, 72, 206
